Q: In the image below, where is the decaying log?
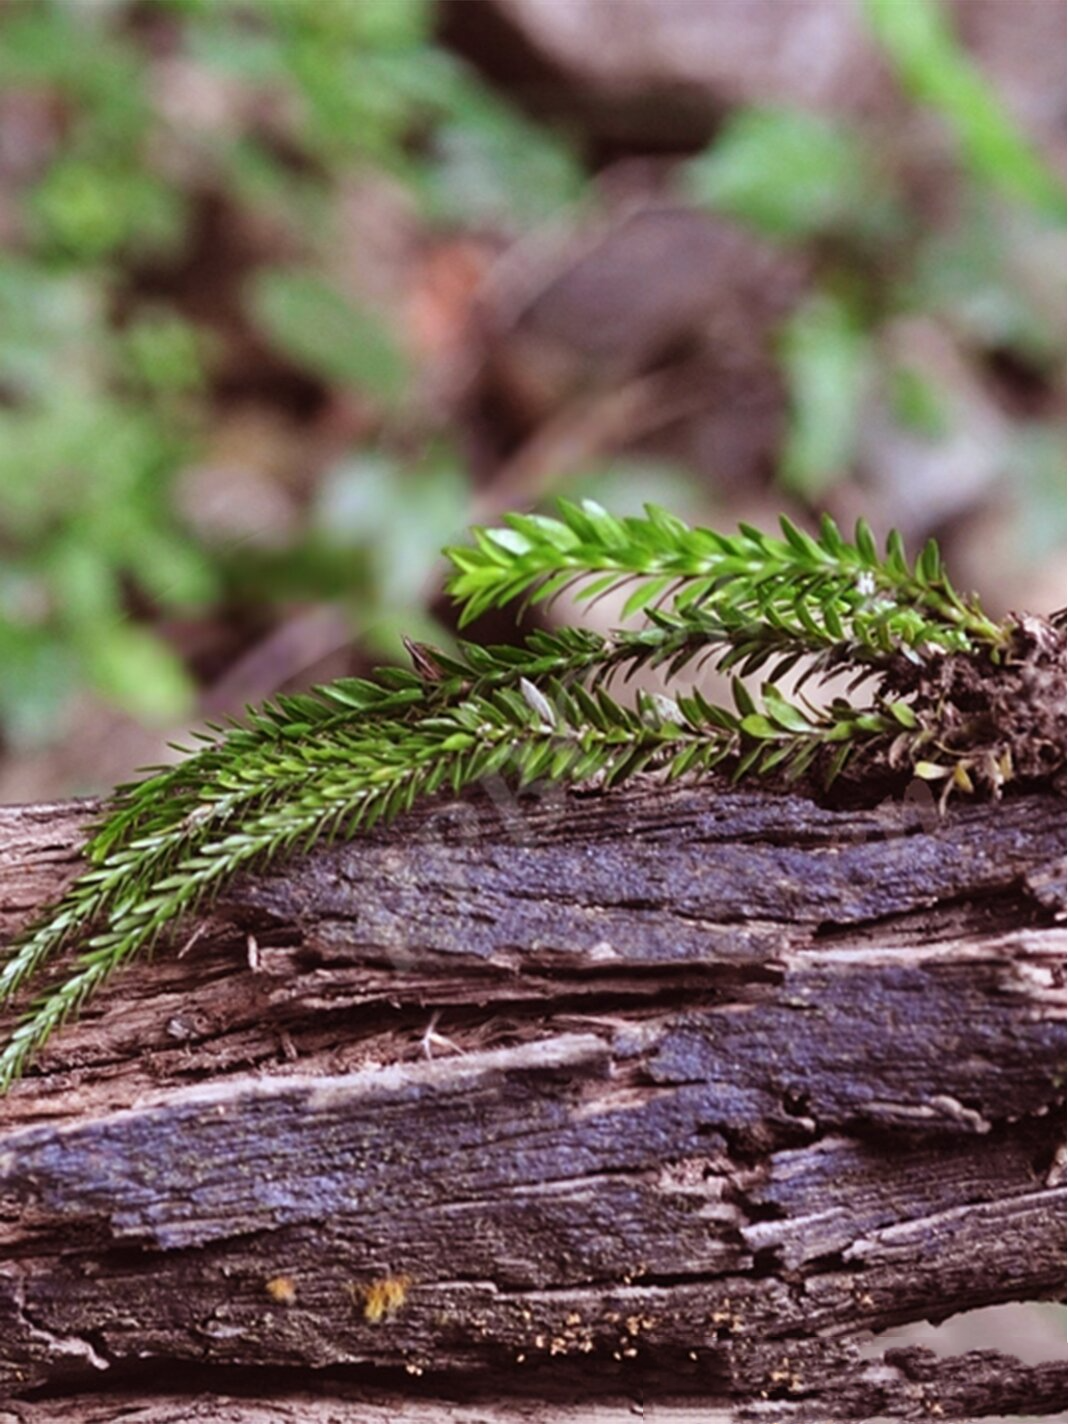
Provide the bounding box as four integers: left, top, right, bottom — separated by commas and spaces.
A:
0, 779, 1064, 1420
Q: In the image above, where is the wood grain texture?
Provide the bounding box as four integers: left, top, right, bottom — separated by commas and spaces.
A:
0, 779, 1064, 1419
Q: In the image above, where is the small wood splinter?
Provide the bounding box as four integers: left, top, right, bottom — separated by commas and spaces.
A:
419, 1009, 465, 1061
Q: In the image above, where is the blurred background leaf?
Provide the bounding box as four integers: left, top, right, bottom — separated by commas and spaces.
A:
247, 268, 410, 405
683, 107, 901, 244
778, 294, 872, 498
864, 0, 1065, 220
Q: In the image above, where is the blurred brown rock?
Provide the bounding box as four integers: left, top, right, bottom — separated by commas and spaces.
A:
472, 205, 806, 494
464, 0, 1064, 157
458, 0, 892, 144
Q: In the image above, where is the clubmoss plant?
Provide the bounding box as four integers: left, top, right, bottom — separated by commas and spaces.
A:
2, 501, 1056, 1091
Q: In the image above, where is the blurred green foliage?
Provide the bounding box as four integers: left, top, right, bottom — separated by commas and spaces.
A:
308, 445, 469, 651
684, 0, 1064, 499
0, 0, 581, 746
0, 0, 1062, 757
777, 295, 871, 499
248, 268, 410, 404
685, 107, 901, 244
864, 0, 1065, 220
0, 254, 214, 738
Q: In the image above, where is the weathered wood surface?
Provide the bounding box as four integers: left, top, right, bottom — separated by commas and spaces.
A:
4, 1348, 1068, 1423
0, 781, 1064, 1419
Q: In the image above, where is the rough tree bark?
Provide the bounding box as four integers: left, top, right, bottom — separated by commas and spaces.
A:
0, 777, 1064, 1422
